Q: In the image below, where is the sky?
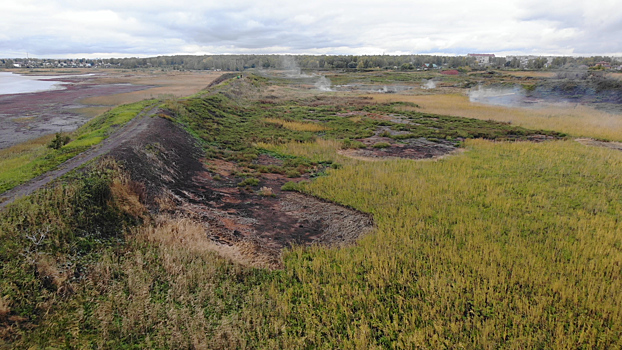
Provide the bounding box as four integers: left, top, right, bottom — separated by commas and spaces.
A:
1, 0, 621, 58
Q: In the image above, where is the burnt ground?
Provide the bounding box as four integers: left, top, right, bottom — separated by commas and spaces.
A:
0, 75, 151, 148
341, 134, 458, 160
339, 113, 459, 160
109, 116, 373, 268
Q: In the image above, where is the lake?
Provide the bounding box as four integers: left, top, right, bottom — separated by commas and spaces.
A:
0, 72, 67, 95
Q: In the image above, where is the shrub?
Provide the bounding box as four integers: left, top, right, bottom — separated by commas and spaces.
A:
286, 170, 301, 178
281, 181, 299, 191
237, 177, 259, 187
48, 133, 70, 150
342, 138, 367, 149
258, 186, 275, 197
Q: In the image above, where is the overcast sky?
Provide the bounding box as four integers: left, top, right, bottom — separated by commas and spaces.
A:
1, 0, 621, 58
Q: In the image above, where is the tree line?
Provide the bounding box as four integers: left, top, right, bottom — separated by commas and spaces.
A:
2, 55, 620, 71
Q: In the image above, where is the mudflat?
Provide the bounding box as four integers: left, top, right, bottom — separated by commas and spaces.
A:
0, 69, 221, 149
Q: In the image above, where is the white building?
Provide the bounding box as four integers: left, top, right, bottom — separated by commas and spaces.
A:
467, 54, 495, 66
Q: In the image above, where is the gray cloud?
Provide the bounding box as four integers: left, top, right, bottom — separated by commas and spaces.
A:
1, 0, 621, 58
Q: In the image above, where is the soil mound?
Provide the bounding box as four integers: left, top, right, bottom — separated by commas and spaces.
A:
110, 116, 373, 268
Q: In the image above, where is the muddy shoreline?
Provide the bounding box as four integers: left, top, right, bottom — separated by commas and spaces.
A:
0, 75, 151, 148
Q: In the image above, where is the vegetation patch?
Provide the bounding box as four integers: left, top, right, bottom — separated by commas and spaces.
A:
0, 99, 155, 194
3, 71, 618, 348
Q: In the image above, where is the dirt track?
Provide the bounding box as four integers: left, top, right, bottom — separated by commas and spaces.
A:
0, 105, 158, 209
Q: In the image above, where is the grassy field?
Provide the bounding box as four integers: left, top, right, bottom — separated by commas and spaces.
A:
246, 138, 622, 348
2, 72, 622, 348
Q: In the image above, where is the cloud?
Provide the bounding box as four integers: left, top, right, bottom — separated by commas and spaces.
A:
1, 0, 620, 58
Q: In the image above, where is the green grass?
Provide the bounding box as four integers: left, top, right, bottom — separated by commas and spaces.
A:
3, 74, 621, 348
244, 139, 622, 348
0, 99, 155, 193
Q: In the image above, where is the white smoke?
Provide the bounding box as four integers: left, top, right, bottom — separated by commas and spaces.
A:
281, 55, 311, 78
315, 75, 333, 91
421, 79, 436, 89
468, 85, 525, 106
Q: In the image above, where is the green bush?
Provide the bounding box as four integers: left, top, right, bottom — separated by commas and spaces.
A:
281, 181, 300, 191
238, 177, 260, 187
48, 133, 71, 150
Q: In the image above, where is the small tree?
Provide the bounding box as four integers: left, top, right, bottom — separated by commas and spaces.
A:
48, 133, 70, 150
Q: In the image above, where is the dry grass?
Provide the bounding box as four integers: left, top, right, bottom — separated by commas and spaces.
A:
0, 296, 10, 322
256, 138, 347, 163
262, 118, 329, 132
250, 138, 622, 348
369, 93, 622, 141
81, 71, 222, 107
608, 72, 622, 80
72, 106, 111, 118
138, 216, 275, 269
500, 71, 556, 78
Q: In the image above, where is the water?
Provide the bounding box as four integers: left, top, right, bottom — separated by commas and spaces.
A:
0, 72, 67, 95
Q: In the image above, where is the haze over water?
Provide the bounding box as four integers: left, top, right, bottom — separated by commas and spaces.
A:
0, 72, 66, 95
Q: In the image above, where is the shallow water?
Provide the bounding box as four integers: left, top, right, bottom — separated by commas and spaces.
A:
0, 72, 67, 95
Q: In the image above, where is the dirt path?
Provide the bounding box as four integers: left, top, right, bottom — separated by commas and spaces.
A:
0, 105, 159, 209
576, 138, 622, 151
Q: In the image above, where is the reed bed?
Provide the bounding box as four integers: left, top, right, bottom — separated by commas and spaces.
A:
370, 93, 622, 141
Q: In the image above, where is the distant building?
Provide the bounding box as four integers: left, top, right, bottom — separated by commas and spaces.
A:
594, 61, 611, 69
467, 53, 495, 66
422, 63, 438, 70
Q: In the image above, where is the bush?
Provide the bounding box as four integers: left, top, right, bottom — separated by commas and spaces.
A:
281, 181, 299, 191
342, 139, 367, 149
286, 170, 301, 178
48, 133, 70, 150
238, 177, 259, 187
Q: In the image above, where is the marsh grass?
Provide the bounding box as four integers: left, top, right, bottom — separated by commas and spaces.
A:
256, 139, 345, 163
370, 93, 622, 141
244, 139, 622, 348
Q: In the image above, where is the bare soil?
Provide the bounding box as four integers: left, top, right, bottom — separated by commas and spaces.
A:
576, 138, 622, 151
108, 116, 373, 268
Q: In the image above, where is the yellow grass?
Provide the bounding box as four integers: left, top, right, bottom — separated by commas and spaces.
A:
262, 118, 329, 132
254, 139, 622, 347
369, 93, 622, 141
81, 71, 222, 107
500, 71, 556, 78
256, 139, 345, 163
608, 72, 622, 81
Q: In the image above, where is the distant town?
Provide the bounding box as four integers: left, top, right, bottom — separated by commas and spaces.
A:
2, 54, 621, 71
